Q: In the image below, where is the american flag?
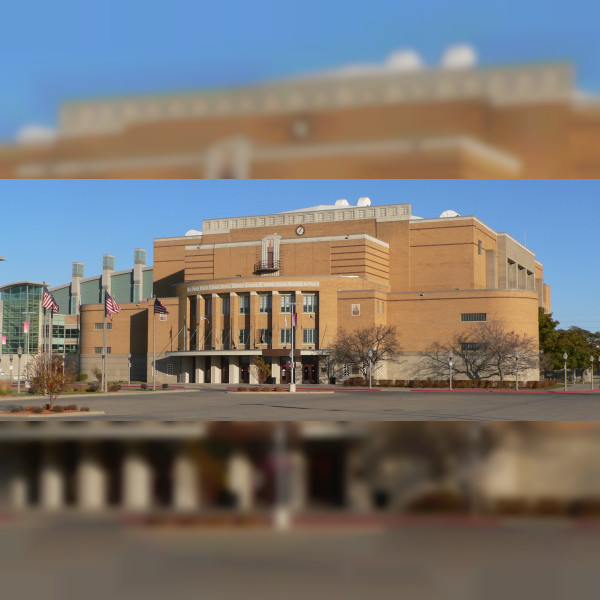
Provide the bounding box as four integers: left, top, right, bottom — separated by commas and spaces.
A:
105, 292, 121, 321
42, 287, 59, 314
154, 298, 169, 315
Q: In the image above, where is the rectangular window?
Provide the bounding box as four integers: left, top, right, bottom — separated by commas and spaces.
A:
221, 329, 231, 347
478, 240, 482, 256
461, 342, 479, 351
259, 294, 272, 313
167, 362, 174, 375
461, 313, 487, 322
238, 329, 250, 346
280, 328, 291, 344
302, 328, 316, 344
94, 322, 112, 330
94, 347, 111, 354
204, 296, 212, 316
280, 294, 292, 313
221, 296, 230, 315
302, 294, 318, 313
259, 328, 272, 344
239, 294, 250, 314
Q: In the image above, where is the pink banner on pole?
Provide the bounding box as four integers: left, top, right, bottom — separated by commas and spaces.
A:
1, 336, 5, 345
23, 321, 29, 334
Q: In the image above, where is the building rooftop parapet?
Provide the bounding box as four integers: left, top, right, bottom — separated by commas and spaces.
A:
202, 203, 411, 234
58, 62, 573, 137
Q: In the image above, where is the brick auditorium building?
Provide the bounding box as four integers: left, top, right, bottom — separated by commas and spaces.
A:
1, 197, 549, 385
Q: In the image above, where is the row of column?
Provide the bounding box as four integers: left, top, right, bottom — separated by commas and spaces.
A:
5, 444, 200, 512
194, 290, 310, 351
2, 445, 308, 514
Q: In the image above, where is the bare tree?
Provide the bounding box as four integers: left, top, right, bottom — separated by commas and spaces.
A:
29, 354, 77, 408
420, 319, 538, 381
330, 325, 403, 380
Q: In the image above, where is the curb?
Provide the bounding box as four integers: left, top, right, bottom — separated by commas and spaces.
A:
0, 411, 106, 418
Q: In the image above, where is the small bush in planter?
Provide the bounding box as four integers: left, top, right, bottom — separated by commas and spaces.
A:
10, 407, 20, 413
30, 406, 43, 414
162, 383, 169, 389
78, 374, 88, 382
108, 383, 121, 392
86, 384, 98, 393
52, 405, 65, 413
65, 404, 78, 411
141, 383, 148, 390
80, 406, 90, 412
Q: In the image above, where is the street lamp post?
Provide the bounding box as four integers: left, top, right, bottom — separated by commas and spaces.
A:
590, 355, 595, 391
9, 354, 13, 386
289, 300, 301, 393
563, 352, 568, 392
22, 310, 36, 387
128, 353, 132, 387
368, 348, 373, 389
17, 347, 22, 395
449, 351, 453, 391
515, 351, 520, 391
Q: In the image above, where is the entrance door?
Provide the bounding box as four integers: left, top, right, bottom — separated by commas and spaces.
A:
302, 362, 318, 384
240, 360, 250, 384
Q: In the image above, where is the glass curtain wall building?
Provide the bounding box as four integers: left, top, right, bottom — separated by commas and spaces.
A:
0, 282, 42, 354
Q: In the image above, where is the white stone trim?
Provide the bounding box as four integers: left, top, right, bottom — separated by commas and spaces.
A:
203, 204, 410, 233
187, 280, 320, 293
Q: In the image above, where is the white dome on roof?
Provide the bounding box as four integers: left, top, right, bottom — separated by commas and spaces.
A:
334, 199, 350, 207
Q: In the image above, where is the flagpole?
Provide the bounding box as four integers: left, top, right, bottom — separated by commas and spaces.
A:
152, 295, 156, 391
103, 290, 108, 393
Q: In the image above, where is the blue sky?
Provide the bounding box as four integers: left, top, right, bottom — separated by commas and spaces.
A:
0, 180, 597, 332
1, 0, 599, 140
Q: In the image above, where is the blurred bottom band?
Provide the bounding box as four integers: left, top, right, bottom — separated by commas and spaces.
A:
1, 421, 600, 520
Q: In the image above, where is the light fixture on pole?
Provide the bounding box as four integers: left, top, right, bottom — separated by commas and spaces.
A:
449, 351, 453, 391
17, 347, 22, 395
128, 353, 132, 388
368, 348, 373, 389
289, 299, 300, 393
590, 355, 595, 391
9, 353, 13, 386
563, 352, 568, 392
514, 351, 520, 391
22, 311, 36, 386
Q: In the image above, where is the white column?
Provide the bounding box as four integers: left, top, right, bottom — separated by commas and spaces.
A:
229, 356, 240, 384
194, 356, 205, 383
289, 450, 307, 512
172, 448, 200, 511
227, 452, 254, 511
122, 446, 152, 511
345, 446, 373, 511
39, 446, 65, 510
6, 455, 28, 510
76, 445, 106, 511
249, 362, 259, 385
210, 358, 222, 384
271, 360, 281, 384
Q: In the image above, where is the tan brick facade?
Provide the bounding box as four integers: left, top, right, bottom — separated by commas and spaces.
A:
149, 201, 548, 384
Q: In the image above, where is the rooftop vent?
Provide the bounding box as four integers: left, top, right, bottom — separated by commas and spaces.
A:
357, 196, 372, 207
439, 209, 461, 218
441, 44, 477, 70
334, 199, 350, 207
